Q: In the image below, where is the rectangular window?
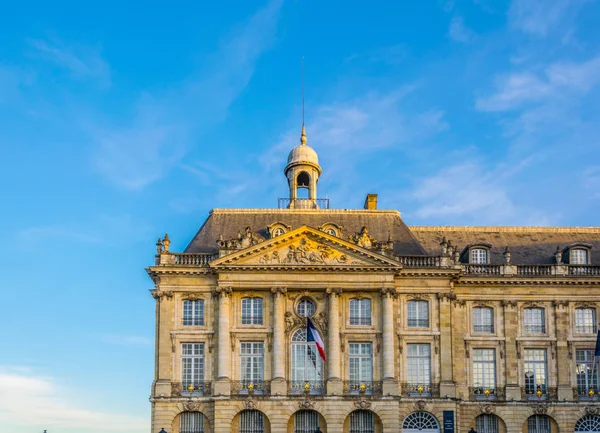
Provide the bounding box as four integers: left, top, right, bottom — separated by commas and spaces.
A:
240, 410, 264, 433
572, 249, 589, 265
240, 342, 264, 394
471, 248, 488, 264
472, 349, 496, 397
181, 343, 204, 393
407, 301, 429, 328
576, 308, 597, 334
183, 300, 204, 326
349, 343, 373, 393
406, 343, 431, 395
524, 349, 547, 397
241, 298, 263, 325
473, 307, 494, 333
576, 349, 598, 397
181, 412, 205, 433
349, 299, 371, 326
524, 308, 545, 334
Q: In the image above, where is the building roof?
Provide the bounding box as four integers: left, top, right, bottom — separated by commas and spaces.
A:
184, 209, 427, 256
410, 226, 600, 265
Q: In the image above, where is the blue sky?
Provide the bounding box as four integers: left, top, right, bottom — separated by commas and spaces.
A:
1, 0, 599, 431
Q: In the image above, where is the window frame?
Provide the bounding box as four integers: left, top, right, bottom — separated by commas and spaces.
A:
181, 342, 205, 387
349, 298, 372, 326
571, 248, 590, 265
576, 349, 599, 397
523, 307, 546, 335
575, 308, 597, 334
470, 247, 489, 264
472, 306, 495, 334
472, 348, 497, 395
524, 349, 548, 397
240, 342, 265, 390
241, 297, 263, 325
407, 300, 429, 328
406, 343, 431, 393
182, 299, 205, 327
348, 342, 373, 385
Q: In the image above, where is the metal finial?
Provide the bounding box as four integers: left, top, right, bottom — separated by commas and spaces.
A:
300, 56, 307, 145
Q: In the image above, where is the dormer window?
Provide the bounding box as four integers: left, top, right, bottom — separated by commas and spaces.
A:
326, 228, 337, 236
273, 228, 285, 237
319, 223, 342, 238
471, 248, 488, 264
571, 248, 589, 265
267, 222, 292, 239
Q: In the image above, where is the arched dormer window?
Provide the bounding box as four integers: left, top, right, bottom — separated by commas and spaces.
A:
319, 223, 343, 238
471, 248, 489, 264
267, 222, 292, 239
572, 248, 590, 265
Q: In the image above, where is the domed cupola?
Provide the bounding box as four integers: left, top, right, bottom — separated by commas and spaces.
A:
284, 125, 322, 209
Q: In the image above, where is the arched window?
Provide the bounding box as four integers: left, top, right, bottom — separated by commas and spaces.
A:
471, 248, 488, 264
297, 299, 316, 318
294, 410, 320, 433
180, 411, 205, 433
239, 410, 265, 433
473, 307, 494, 333
576, 308, 597, 334
349, 410, 374, 433
475, 414, 499, 433
572, 248, 589, 265
273, 228, 285, 237
291, 328, 324, 394
349, 298, 371, 326
527, 415, 550, 433
575, 415, 600, 432
402, 412, 439, 433
326, 228, 337, 236
241, 298, 263, 325
297, 171, 310, 187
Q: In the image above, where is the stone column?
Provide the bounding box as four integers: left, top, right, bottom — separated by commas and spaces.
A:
271, 286, 287, 395
381, 287, 398, 395
214, 285, 232, 395
554, 301, 571, 400
438, 292, 456, 398
326, 287, 342, 395
502, 300, 520, 400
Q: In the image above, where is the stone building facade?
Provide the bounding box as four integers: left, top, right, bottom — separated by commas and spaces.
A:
147, 128, 600, 433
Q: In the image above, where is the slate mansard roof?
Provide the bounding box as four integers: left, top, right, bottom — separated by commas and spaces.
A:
184, 208, 600, 265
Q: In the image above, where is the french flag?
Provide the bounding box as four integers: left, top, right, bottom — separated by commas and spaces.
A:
307, 317, 326, 361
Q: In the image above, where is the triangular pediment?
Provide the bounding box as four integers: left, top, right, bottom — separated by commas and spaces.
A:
210, 226, 402, 270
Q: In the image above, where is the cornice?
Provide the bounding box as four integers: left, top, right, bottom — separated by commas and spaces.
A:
456, 278, 600, 286
409, 225, 600, 233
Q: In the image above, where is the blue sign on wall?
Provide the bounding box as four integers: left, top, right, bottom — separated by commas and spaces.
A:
443, 410, 454, 433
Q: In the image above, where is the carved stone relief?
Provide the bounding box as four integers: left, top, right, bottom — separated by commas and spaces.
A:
354, 398, 372, 409
256, 237, 359, 265
298, 397, 315, 409
217, 226, 264, 250
183, 401, 200, 411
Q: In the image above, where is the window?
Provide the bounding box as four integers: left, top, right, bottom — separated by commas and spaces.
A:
240, 342, 264, 393
349, 343, 373, 393
527, 415, 550, 433
241, 298, 263, 325
407, 301, 429, 327
326, 228, 337, 236
572, 249, 589, 265
576, 308, 597, 334
239, 410, 265, 433
291, 328, 324, 394
349, 410, 375, 433
181, 343, 204, 392
576, 349, 598, 397
524, 349, 547, 397
180, 412, 205, 433
402, 412, 439, 431
294, 410, 319, 433
297, 299, 316, 318
471, 248, 488, 264
273, 228, 285, 237
472, 349, 496, 397
575, 415, 600, 432
350, 299, 371, 326
524, 308, 545, 334
183, 300, 204, 326
476, 414, 499, 433
473, 307, 494, 333
406, 344, 431, 395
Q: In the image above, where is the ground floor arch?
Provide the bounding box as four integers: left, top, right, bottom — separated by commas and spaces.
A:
287, 409, 327, 433
402, 411, 440, 433
575, 415, 600, 433
343, 409, 383, 433
523, 415, 559, 433
475, 413, 506, 433
172, 411, 211, 433
231, 409, 271, 433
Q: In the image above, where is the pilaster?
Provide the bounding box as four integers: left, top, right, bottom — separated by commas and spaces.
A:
215, 285, 232, 395
381, 287, 398, 395
326, 287, 342, 395
502, 300, 520, 400
438, 292, 456, 398
271, 286, 287, 395
554, 300, 571, 400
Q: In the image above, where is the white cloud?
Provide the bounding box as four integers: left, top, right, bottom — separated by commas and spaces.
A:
448, 16, 475, 43
508, 0, 587, 37
90, 0, 283, 190
0, 367, 147, 431
28, 37, 110, 86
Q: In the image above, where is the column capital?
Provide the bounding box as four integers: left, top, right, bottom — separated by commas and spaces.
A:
214, 285, 233, 298
326, 287, 343, 296
150, 289, 173, 300
380, 287, 398, 298
271, 286, 287, 296
436, 291, 456, 302
501, 300, 517, 309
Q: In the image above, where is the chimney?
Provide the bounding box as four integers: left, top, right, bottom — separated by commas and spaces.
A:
364, 194, 378, 210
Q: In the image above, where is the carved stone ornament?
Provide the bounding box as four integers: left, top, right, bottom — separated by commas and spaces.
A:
326, 287, 343, 296
353, 292, 368, 300
313, 312, 328, 335
151, 289, 173, 300
349, 226, 377, 249
501, 300, 517, 308
244, 396, 256, 410
257, 237, 357, 265
413, 400, 428, 411
586, 406, 600, 416
285, 312, 305, 332
208, 334, 214, 353
523, 301, 542, 309
408, 293, 428, 301
354, 398, 372, 409
433, 335, 440, 355
214, 285, 233, 297
183, 400, 200, 411
553, 300, 570, 309
267, 333, 273, 352
380, 287, 398, 298
298, 397, 315, 409
271, 286, 287, 296
453, 298, 466, 307
170, 334, 175, 353
217, 226, 264, 250
479, 403, 494, 414
530, 403, 548, 415
575, 301, 596, 309
437, 292, 457, 302
181, 293, 204, 301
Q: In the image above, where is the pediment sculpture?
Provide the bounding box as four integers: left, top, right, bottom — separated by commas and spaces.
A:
217, 227, 265, 250
349, 226, 394, 253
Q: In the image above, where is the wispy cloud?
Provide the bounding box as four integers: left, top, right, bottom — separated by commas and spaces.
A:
89, 0, 283, 190
0, 367, 147, 431
28, 37, 110, 86
448, 16, 475, 43
508, 0, 588, 37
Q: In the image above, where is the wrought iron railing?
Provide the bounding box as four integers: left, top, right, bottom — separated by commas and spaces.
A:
573, 386, 600, 401
401, 382, 440, 398
464, 265, 502, 275
171, 381, 211, 397
288, 380, 326, 395
231, 380, 270, 395
343, 381, 382, 396
396, 256, 441, 267
278, 198, 330, 209
469, 386, 505, 400
521, 385, 557, 400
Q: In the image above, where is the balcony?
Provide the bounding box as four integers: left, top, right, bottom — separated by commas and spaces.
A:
231, 380, 270, 396
343, 381, 382, 396
573, 386, 600, 401
521, 385, 557, 401
401, 382, 440, 398
171, 381, 211, 397
469, 386, 505, 400
289, 380, 326, 395
278, 198, 329, 209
